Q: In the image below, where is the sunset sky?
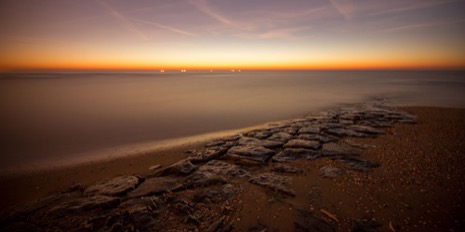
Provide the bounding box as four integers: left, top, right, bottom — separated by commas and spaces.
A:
1, 0, 464, 70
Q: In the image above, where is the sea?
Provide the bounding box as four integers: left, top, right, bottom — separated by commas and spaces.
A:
1, 70, 464, 171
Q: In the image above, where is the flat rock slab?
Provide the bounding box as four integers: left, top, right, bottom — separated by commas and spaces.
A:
272, 148, 320, 162
225, 145, 275, 163
48, 195, 120, 215
128, 177, 179, 198
84, 176, 140, 197
249, 173, 295, 196
298, 125, 321, 134
185, 160, 248, 187
238, 137, 284, 149
322, 143, 360, 157
338, 156, 381, 171
297, 134, 337, 143
245, 130, 273, 139
267, 132, 293, 143
320, 166, 343, 178
154, 159, 197, 176
192, 184, 236, 204
271, 163, 304, 174
348, 125, 385, 135
284, 139, 320, 150
120, 196, 162, 214
326, 128, 370, 138
188, 146, 229, 163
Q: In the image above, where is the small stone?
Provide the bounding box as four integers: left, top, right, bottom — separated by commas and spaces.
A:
319, 166, 343, 178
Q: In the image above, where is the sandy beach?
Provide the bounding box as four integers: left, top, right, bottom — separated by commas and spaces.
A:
1, 105, 464, 231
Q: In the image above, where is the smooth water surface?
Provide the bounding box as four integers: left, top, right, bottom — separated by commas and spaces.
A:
1, 70, 464, 170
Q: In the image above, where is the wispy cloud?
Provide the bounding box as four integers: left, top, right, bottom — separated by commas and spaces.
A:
381, 19, 465, 33
95, 0, 149, 41
328, 0, 354, 20
132, 18, 196, 37
186, 0, 247, 30
236, 26, 313, 40
368, 0, 459, 16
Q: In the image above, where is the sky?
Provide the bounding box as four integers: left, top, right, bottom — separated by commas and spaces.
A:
0, 0, 464, 70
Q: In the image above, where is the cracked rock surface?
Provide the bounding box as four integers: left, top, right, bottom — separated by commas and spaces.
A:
0, 101, 421, 231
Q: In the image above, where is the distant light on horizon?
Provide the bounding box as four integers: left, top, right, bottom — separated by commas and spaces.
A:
1, 0, 464, 71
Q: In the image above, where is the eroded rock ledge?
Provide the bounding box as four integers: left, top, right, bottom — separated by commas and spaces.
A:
0, 102, 416, 232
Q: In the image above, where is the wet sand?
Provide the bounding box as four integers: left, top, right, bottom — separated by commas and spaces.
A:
1, 106, 464, 231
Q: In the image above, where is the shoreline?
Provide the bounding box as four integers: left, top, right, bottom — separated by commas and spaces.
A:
1, 104, 464, 231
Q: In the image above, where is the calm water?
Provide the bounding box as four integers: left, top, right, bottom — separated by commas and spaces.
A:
1, 70, 464, 170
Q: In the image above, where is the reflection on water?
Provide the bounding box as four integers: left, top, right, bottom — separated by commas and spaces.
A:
1, 70, 464, 169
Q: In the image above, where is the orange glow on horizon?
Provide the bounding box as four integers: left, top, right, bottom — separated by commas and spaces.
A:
2, 58, 464, 72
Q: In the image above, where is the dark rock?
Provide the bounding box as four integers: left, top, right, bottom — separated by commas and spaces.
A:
272, 164, 304, 174
386, 112, 417, 122
84, 176, 140, 197
359, 120, 393, 128
326, 128, 370, 138
192, 184, 235, 203
153, 159, 197, 176
224, 145, 275, 163
61, 183, 85, 194
339, 157, 381, 171
339, 119, 354, 125
282, 126, 300, 135
249, 173, 295, 196
48, 195, 120, 215
245, 129, 273, 139
268, 132, 293, 143
1, 194, 64, 223
220, 134, 241, 142
185, 160, 247, 187
238, 137, 284, 149
188, 146, 228, 163
298, 125, 321, 134
128, 177, 179, 198
344, 140, 375, 149
348, 125, 385, 135
206, 140, 225, 147
297, 134, 338, 143
319, 166, 343, 178
320, 122, 344, 130
272, 148, 320, 162
120, 196, 162, 213
322, 143, 360, 157
284, 139, 320, 150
